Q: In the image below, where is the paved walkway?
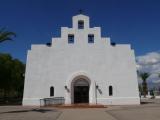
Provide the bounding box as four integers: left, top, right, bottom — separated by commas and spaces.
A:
1, 100, 160, 120
106, 104, 160, 120
0, 106, 61, 120
57, 108, 116, 120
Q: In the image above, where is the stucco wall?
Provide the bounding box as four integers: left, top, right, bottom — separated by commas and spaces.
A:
23, 14, 140, 106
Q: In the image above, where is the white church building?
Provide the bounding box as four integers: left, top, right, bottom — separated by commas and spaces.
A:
23, 14, 140, 106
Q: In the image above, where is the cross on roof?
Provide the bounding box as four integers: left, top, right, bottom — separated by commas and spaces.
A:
79, 9, 83, 14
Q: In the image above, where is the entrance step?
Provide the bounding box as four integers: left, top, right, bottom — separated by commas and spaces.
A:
51, 104, 107, 108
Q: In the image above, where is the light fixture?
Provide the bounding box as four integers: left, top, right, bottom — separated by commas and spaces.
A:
64, 85, 70, 92
64, 86, 67, 89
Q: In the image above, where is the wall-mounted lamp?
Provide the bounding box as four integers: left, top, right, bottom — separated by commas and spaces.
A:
64, 85, 70, 92
64, 85, 67, 89
96, 85, 102, 94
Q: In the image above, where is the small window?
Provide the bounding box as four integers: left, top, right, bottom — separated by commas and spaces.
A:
78, 20, 84, 29
109, 86, 113, 96
68, 34, 74, 43
50, 86, 54, 96
88, 34, 94, 43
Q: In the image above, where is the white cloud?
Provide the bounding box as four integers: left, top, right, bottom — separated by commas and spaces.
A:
136, 52, 160, 83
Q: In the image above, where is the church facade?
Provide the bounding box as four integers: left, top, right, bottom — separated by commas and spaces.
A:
23, 14, 140, 106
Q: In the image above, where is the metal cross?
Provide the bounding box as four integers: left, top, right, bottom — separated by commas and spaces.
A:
79, 9, 83, 14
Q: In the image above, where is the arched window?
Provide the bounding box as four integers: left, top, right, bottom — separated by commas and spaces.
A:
109, 86, 113, 96
50, 86, 54, 97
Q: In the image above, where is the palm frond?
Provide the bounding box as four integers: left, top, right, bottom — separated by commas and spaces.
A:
139, 72, 150, 81
0, 28, 16, 43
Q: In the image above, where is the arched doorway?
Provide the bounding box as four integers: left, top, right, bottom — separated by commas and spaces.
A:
73, 78, 89, 103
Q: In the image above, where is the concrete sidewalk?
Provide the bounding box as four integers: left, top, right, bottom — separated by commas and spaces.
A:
57, 108, 116, 120
1, 102, 160, 120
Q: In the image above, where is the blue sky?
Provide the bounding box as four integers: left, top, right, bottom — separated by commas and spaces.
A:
0, 0, 160, 63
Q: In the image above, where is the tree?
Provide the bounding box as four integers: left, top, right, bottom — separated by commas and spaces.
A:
11, 59, 25, 97
138, 84, 142, 97
139, 72, 150, 97
0, 53, 25, 104
0, 28, 16, 43
0, 53, 13, 95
